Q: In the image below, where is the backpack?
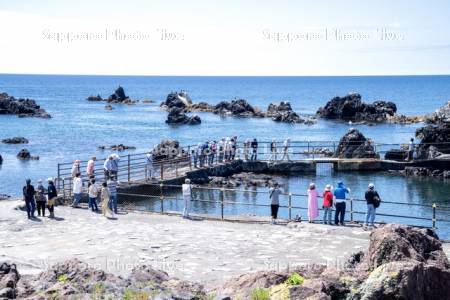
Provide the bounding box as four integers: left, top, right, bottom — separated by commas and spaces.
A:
373, 195, 381, 208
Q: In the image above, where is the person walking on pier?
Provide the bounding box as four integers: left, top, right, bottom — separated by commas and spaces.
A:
196, 143, 203, 168
71, 173, 83, 208
322, 184, 333, 224
86, 156, 96, 178
365, 183, 380, 229
101, 182, 114, 218
88, 179, 99, 212
46, 178, 57, 218
269, 139, 277, 161
107, 176, 118, 214
333, 181, 350, 226
243, 139, 250, 161
23, 179, 36, 219
36, 179, 47, 217
269, 182, 282, 224
146, 151, 154, 180
281, 138, 291, 161
182, 179, 192, 218
406, 138, 415, 161
71, 160, 81, 178
218, 139, 225, 162
307, 183, 319, 223
251, 138, 258, 160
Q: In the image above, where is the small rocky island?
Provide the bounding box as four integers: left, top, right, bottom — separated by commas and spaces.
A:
0, 92, 51, 118
334, 128, 379, 158
1, 137, 29, 144
86, 86, 137, 104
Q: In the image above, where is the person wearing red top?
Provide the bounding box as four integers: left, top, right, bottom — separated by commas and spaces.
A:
322, 184, 333, 225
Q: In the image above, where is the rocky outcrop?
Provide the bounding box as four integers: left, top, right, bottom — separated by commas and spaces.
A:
208, 173, 278, 189
384, 148, 408, 161
317, 93, 398, 123
266, 101, 310, 124
166, 107, 201, 125
416, 123, 450, 159
152, 139, 187, 161
98, 144, 136, 151
213, 99, 264, 117
190, 102, 214, 112
0, 92, 51, 118
160, 91, 193, 110
16, 149, 39, 160
1, 137, 29, 144
401, 166, 450, 179
86, 94, 103, 101
87, 87, 137, 104
334, 128, 378, 158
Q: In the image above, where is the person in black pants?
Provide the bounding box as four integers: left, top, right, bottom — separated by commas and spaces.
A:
333, 181, 350, 225
22, 179, 36, 219
251, 138, 258, 160
47, 178, 58, 218
35, 179, 47, 217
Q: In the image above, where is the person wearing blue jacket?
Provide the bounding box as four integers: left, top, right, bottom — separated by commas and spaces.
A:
333, 181, 350, 226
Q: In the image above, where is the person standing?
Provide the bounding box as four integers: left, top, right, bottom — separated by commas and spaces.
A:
365, 183, 380, 228
86, 156, 96, 178
103, 155, 113, 180
210, 141, 217, 165
322, 184, 333, 225
196, 143, 204, 168
146, 151, 154, 180
251, 138, 258, 160
107, 177, 118, 214
269, 139, 277, 161
71, 160, 81, 178
35, 179, 47, 217
71, 173, 83, 208
333, 181, 350, 226
110, 154, 120, 180
406, 138, 415, 161
307, 183, 319, 223
47, 178, 57, 218
182, 179, 192, 218
218, 139, 225, 162
88, 179, 99, 212
101, 182, 114, 218
22, 179, 36, 219
243, 139, 250, 161
281, 138, 291, 161
269, 183, 282, 224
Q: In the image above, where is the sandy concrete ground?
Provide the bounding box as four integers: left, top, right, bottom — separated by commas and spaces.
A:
0, 200, 448, 289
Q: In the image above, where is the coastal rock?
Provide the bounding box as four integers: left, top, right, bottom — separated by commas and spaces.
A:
384, 148, 408, 161
317, 93, 397, 122
213, 99, 264, 117
86, 94, 103, 101
334, 128, 378, 158
0, 154, 2, 165
142, 99, 155, 104
207, 173, 278, 189
1, 137, 29, 144
166, 107, 201, 125
266, 101, 309, 124
425, 100, 450, 124
16, 149, 39, 160
87, 87, 137, 104
416, 123, 450, 159
0, 92, 51, 118
152, 139, 187, 161
160, 91, 193, 110
104, 104, 114, 110
190, 102, 214, 112
402, 166, 450, 179
98, 144, 136, 151
0, 263, 20, 299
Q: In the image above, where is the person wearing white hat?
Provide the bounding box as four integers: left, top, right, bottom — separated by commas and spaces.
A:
182, 178, 192, 218
365, 183, 380, 228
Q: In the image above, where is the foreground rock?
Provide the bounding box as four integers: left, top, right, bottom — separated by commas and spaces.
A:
152, 139, 188, 161
16, 149, 39, 160
0, 92, 51, 118
98, 144, 136, 151
166, 107, 201, 125
401, 166, 450, 179
317, 93, 402, 123
334, 128, 378, 158
1, 137, 29, 144
160, 91, 193, 110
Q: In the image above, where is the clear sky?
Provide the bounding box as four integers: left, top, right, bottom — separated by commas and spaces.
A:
0, 0, 449, 76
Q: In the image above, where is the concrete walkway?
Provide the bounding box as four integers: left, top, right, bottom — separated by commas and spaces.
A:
0, 200, 448, 289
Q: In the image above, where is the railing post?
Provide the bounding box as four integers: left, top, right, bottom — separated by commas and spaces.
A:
307, 141, 310, 157
188, 146, 192, 170
220, 187, 225, 220
62, 178, 66, 199
175, 161, 178, 177
288, 193, 292, 220
350, 198, 354, 223
160, 183, 164, 213
57, 163, 61, 193
432, 203, 436, 230
127, 154, 131, 182
160, 163, 164, 180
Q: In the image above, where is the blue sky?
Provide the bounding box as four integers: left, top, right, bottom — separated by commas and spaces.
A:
0, 0, 449, 75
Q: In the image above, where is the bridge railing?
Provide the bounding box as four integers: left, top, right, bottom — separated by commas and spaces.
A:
116, 183, 450, 238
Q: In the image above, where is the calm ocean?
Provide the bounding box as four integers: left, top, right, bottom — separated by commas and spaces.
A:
1, 74, 450, 236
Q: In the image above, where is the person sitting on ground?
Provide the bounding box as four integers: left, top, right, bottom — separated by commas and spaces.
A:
365, 183, 380, 229
35, 179, 47, 217
46, 178, 57, 218
333, 181, 350, 226
101, 182, 113, 218
88, 178, 99, 212
322, 184, 333, 225
23, 179, 36, 219
182, 179, 192, 218
307, 183, 319, 223
269, 182, 282, 224
71, 173, 83, 208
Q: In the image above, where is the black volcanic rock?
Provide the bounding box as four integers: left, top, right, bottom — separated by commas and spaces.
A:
16, 149, 39, 160
0, 92, 51, 118
86, 94, 103, 101
160, 91, 193, 110
317, 93, 397, 122
213, 99, 263, 117
267, 101, 305, 123
166, 107, 201, 125
2, 137, 29, 144
334, 128, 378, 158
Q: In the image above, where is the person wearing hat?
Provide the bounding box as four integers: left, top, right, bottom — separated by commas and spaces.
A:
182, 178, 192, 218
47, 178, 57, 218
71, 160, 81, 178
146, 150, 154, 181
307, 183, 319, 223
86, 156, 96, 178
333, 181, 350, 225
322, 184, 333, 225
35, 179, 47, 217
365, 183, 380, 228
22, 179, 36, 219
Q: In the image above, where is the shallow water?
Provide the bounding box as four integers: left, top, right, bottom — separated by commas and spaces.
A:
1, 74, 450, 236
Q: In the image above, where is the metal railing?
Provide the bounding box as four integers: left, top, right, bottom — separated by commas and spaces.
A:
115, 183, 450, 234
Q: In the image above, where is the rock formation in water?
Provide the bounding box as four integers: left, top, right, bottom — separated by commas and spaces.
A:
334, 128, 378, 158
166, 107, 201, 125
317, 93, 402, 123
86, 86, 137, 104
1, 137, 29, 144
160, 91, 193, 110
266, 101, 316, 124
152, 139, 188, 161
97, 144, 136, 151
213, 99, 264, 117
16, 149, 39, 160
86, 94, 103, 101
0, 92, 51, 118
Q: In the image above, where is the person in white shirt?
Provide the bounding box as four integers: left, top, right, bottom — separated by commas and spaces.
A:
281, 138, 291, 161
146, 151, 154, 180
88, 178, 99, 212
182, 179, 192, 218
406, 138, 415, 161
71, 160, 81, 178
71, 173, 83, 208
